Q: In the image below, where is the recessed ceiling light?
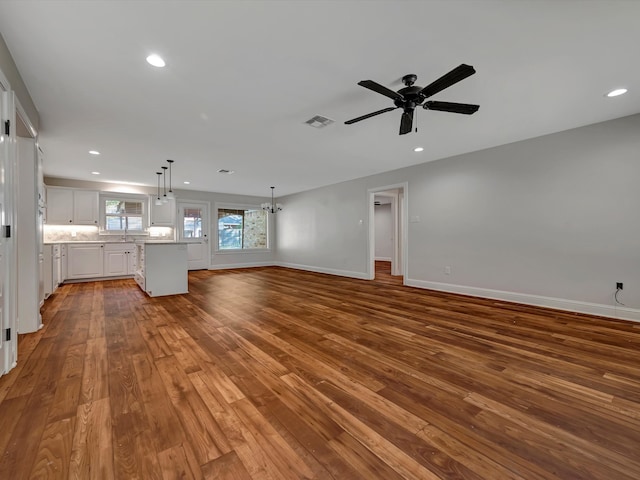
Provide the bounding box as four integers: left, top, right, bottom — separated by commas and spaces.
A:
91, 171, 100, 175
414, 147, 424, 152
89, 150, 100, 155
146, 54, 166, 68
606, 88, 628, 97
183, 181, 190, 185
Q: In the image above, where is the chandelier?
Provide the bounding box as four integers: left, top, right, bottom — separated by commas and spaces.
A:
261, 186, 282, 214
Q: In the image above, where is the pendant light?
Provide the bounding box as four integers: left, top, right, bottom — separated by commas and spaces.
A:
261, 186, 283, 214
155, 172, 163, 206
166, 159, 175, 199
161, 166, 168, 203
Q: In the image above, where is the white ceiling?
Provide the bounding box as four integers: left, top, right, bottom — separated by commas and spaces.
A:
1, 1, 639, 197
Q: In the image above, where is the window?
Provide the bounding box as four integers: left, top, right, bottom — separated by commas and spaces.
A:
102, 195, 146, 233
183, 207, 203, 238
217, 207, 267, 250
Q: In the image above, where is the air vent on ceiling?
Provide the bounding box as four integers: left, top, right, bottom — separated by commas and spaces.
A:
217, 169, 235, 174
305, 115, 335, 128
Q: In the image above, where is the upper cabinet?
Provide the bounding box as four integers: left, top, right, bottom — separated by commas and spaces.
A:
73, 190, 99, 225
149, 196, 175, 226
45, 188, 73, 224
46, 187, 99, 225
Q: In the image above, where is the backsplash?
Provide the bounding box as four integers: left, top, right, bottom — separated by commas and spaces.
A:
44, 225, 174, 243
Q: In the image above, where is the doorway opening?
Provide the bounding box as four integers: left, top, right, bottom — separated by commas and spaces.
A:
368, 183, 407, 284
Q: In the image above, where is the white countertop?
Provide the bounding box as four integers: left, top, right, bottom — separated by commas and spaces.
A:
44, 239, 178, 244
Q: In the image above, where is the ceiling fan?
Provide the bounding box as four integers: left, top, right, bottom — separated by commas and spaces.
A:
345, 64, 479, 135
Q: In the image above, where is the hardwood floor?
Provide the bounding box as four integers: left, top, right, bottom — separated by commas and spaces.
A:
374, 260, 403, 286
2, 267, 640, 479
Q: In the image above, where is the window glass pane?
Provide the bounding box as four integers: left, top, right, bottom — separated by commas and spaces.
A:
105, 200, 121, 215
124, 202, 143, 215
217, 208, 267, 250
103, 197, 146, 231
127, 216, 143, 230
218, 213, 243, 249
183, 207, 203, 238
243, 209, 267, 248
106, 215, 124, 230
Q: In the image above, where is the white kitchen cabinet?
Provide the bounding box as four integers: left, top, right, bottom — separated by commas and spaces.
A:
45, 187, 99, 225
45, 187, 73, 224
73, 190, 99, 225
103, 243, 135, 276
60, 244, 67, 282
149, 196, 175, 226
43, 245, 54, 298
52, 244, 62, 288
134, 242, 188, 297
43, 244, 64, 298
67, 243, 104, 279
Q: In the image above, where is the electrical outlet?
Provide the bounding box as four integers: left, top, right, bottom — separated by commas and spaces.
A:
616, 282, 623, 290
444, 266, 451, 275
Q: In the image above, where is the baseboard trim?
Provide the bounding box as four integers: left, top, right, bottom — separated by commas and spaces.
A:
209, 261, 273, 270
275, 262, 370, 280
405, 278, 640, 323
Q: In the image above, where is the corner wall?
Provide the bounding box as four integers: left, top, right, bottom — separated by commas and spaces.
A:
276, 114, 640, 322
0, 32, 38, 129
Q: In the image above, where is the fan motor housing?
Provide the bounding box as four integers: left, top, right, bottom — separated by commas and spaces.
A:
395, 86, 425, 108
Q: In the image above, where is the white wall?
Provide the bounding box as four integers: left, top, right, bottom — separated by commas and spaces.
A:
374, 204, 392, 260
275, 178, 370, 278
276, 113, 640, 321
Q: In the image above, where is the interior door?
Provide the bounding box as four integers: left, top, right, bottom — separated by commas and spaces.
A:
177, 201, 209, 270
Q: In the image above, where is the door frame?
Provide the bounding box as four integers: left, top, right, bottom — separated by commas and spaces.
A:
177, 199, 210, 270
0, 68, 18, 374
367, 182, 408, 282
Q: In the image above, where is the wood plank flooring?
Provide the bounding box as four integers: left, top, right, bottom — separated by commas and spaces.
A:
2, 266, 640, 479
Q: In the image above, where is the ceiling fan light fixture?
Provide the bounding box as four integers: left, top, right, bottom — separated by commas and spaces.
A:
345, 64, 479, 135
146, 54, 165, 67
606, 88, 627, 97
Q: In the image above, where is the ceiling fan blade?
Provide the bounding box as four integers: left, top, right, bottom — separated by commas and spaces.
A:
358, 80, 404, 101
424, 101, 480, 115
399, 109, 414, 135
419, 64, 476, 99
344, 107, 397, 125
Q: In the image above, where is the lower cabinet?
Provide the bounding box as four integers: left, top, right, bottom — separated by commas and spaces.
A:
67, 244, 105, 279
103, 243, 136, 276
53, 242, 137, 283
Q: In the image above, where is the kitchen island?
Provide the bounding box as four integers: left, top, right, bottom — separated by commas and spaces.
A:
134, 242, 189, 297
